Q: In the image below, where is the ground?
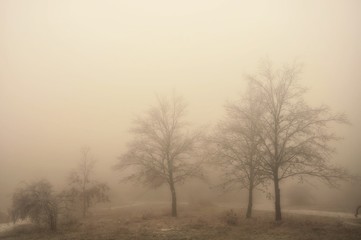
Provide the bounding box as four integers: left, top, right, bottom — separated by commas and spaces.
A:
1, 203, 361, 240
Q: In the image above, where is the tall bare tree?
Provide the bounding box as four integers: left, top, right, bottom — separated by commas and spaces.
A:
249, 61, 348, 221
67, 147, 109, 218
209, 82, 266, 218
115, 94, 203, 217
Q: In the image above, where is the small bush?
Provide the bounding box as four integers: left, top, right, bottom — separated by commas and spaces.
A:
221, 209, 239, 226
10, 180, 58, 231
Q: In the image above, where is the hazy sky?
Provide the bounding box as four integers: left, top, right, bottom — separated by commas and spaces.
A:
1, 0, 361, 207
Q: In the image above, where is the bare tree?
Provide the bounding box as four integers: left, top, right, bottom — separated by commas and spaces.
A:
10, 180, 58, 231
67, 147, 109, 218
115, 94, 203, 217
209, 82, 266, 218
249, 60, 348, 221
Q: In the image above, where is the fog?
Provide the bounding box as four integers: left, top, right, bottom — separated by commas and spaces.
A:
1, 0, 361, 215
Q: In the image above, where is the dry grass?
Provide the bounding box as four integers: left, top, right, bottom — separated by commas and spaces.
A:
1, 203, 361, 240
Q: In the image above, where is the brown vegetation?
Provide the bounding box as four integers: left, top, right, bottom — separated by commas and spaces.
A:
1, 204, 361, 240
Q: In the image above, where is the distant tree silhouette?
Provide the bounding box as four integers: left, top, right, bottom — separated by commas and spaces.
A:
115, 94, 203, 217
65, 147, 109, 218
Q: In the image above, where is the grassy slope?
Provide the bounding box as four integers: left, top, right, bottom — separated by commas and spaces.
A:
1, 204, 361, 240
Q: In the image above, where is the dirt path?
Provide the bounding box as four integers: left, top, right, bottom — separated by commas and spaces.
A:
283, 209, 354, 219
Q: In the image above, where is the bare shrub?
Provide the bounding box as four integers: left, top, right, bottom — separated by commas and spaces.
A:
221, 209, 240, 226
10, 180, 58, 231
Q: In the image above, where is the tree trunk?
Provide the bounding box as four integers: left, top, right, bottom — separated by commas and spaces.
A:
83, 193, 87, 218
169, 183, 177, 217
355, 205, 361, 217
49, 214, 57, 231
246, 186, 254, 218
274, 177, 282, 221
48, 210, 57, 232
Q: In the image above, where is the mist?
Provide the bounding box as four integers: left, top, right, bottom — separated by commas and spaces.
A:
1, 0, 361, 239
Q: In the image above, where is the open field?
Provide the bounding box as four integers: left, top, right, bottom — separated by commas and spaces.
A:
1, 203, 361, 240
